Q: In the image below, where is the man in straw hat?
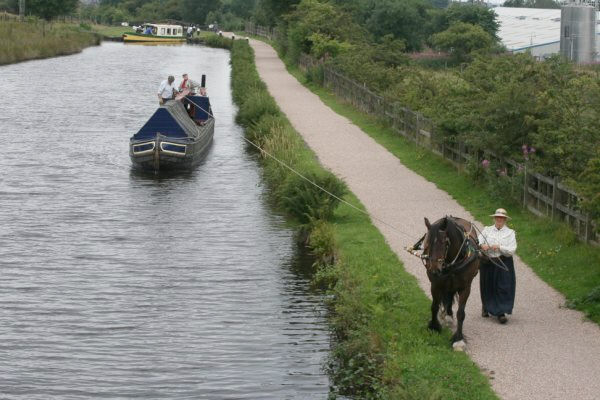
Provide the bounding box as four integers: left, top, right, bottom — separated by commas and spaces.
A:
478, 208, 517, 324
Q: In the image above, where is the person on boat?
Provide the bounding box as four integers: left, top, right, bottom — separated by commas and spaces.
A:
478, 208, 517, 324
143, 25, 152, 35
157, 76, 176, 105
179, 73, 191, 92
187, 26, 193, 38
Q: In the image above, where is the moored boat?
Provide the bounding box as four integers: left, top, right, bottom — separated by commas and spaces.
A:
123, 23, 186, 43
129, 95, 214, 171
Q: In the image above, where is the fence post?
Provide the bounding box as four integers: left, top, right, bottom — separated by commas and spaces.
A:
584, 214, 590, 243
458, 141, 465, 171
523, 166, 528, 209
551, 176, 558, 221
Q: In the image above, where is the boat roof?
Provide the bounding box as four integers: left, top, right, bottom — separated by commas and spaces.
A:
132, 97, 211, 141
143, 23, 182, 29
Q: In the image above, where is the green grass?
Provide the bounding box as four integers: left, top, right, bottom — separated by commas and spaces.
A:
228, 35, 497, 399
0, 20, 100, 65
90, 24, 133, 39
282, 60, 600, 325
331, 193, 496, 399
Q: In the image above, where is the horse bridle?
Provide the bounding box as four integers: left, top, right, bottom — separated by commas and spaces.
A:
418, 218, 474, 272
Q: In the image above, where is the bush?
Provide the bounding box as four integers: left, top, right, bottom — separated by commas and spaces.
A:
235, 90, 280, 126
281, 171, 347, 223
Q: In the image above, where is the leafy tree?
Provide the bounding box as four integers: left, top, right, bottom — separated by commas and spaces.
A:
502, 0, 525, 6
431, 22, 493, 62
223, 0, 257, 19
255, 0, 300, 26
181, 0, 222, 23
28, 0, 78, 20
365, 0, 431, 51
504, 0, 560, 8
372, 34, 408, 67
441, 3, 499, 39
0, 0, 18, 14
285, 0, 365, 62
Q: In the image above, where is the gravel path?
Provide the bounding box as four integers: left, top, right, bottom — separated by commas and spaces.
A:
241, 38, 600, 400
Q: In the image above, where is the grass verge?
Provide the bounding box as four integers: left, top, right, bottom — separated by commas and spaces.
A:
89, 24, 133, 39
280, 56, 600, 326
227, 35, 496, 399
0, 20, 100, 65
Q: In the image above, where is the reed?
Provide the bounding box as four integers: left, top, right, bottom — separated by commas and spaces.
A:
0, 20, 100, 65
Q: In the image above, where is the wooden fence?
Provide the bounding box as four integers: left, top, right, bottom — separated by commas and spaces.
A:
248, 26, 599, 245
244, 22, 281, 42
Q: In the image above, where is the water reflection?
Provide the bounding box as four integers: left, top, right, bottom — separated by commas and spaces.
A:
0, 41, 330, 398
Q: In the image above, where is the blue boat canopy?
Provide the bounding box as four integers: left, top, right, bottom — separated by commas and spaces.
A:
185, 96, 212, 121
132, 96, 212, 141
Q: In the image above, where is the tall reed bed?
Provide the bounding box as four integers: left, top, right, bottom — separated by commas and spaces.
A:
230, 39, 344, 259
0, 20, 100, 65
228, 38, 496, 399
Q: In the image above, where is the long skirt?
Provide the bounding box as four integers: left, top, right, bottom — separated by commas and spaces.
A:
480, 256, 516, 316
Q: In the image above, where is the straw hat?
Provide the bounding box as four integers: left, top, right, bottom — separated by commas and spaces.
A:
490, 208, 510, 219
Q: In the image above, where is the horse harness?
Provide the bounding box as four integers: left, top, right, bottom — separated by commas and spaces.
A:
410, 219, 479, 276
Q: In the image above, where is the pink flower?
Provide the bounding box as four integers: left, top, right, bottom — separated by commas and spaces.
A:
482, 159, 490, 168
529, 147, 536, 154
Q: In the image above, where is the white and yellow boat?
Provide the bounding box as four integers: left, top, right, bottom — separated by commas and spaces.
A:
123, 23, 186, 43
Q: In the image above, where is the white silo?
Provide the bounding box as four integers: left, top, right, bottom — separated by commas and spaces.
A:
560, 1, 597, 63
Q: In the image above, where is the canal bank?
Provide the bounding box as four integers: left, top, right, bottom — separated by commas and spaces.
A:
230, 35, 600, 400
0, 19, 100, 65
226, 38, 496, 399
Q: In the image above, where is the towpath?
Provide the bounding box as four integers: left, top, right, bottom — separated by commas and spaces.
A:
240, 37, 600, 400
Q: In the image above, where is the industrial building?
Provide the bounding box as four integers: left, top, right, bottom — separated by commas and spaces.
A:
494, 5, 599, 61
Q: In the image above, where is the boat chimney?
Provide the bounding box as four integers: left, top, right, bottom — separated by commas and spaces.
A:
201, 74, 206, 88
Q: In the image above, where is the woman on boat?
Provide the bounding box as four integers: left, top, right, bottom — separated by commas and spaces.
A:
478, 208, 517, 324
179, 73, 190, 92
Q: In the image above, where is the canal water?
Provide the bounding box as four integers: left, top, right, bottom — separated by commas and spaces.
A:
0, 42, 330, 398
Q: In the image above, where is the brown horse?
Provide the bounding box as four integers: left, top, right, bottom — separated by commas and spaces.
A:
419, 216, 480, 348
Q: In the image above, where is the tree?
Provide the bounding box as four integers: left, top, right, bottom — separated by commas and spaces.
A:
366, 0, 431, 51
224, 0, 257, 19
442, 3, 499, 39
0, 0, 18, 14
504, 0, 560, 8
255, 0, 300, 26
431, 22, 493, 62
28, 0, 78, 20
181, 0, 222, 23
285, 0, 365, 61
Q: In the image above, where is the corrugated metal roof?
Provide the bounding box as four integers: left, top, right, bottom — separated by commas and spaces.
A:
494, 7, 563, 51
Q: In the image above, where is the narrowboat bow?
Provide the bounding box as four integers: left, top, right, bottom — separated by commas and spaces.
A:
129, 95, 214, 171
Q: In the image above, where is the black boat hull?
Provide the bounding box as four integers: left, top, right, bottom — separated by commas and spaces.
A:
130, 120, 214, 172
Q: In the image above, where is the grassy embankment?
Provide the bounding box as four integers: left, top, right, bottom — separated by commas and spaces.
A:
89, 24, 133, 40
225, 36, 496, 399
0, 19, 100, 65
276, 51, 600, 326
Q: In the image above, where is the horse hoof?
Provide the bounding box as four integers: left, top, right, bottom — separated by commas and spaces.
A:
452, 340, 466, 352
428, 321, 442, 332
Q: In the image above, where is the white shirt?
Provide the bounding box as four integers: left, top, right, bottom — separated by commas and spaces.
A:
158, 80, 176, 99
478, 225, 517, 258
187, 27, 193, 34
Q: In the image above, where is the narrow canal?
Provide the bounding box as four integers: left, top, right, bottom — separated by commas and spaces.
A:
0, 42, 330, 398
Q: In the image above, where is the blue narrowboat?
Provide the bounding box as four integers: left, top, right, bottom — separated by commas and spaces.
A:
129, 95, 214, 171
